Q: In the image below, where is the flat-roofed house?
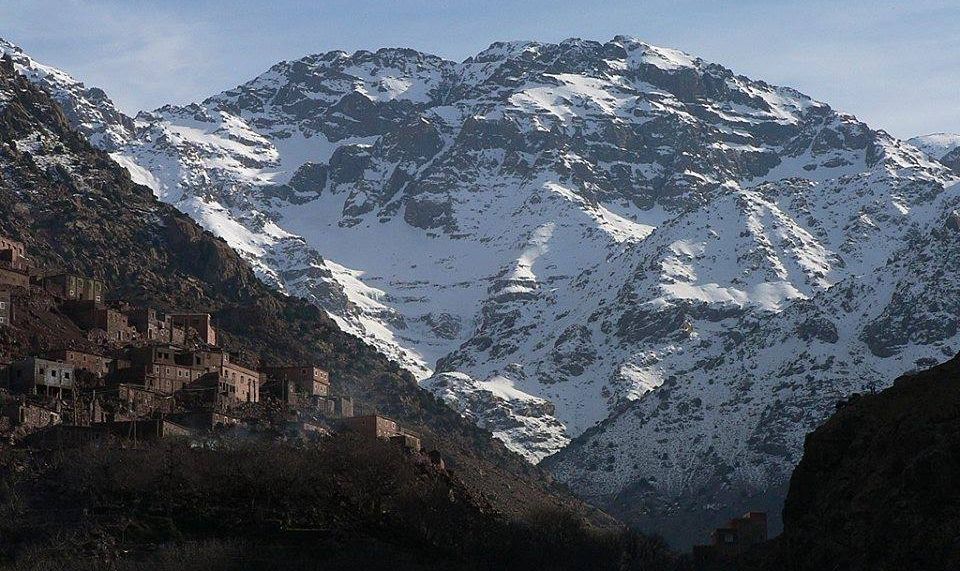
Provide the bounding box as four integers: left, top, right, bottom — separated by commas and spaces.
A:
125, 345, 205, 394
125, 307, 186, 345
42, 273, 103, 302
262, 365, 330, 397
43, 349, 112, 378
9, 357, 75, 397
62, 301, 134, 342
0, 236, 29, 272
170, 313, 217, 346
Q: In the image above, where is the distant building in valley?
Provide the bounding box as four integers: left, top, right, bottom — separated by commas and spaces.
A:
693, 512, 768, 563
343, 414, 421, 451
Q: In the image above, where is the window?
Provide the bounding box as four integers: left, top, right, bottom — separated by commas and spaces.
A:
0, 301, 5, 308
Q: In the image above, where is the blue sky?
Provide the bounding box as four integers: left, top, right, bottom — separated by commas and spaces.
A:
1, 0, 958, 138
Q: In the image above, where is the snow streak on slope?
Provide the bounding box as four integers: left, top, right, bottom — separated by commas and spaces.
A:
7, 35, 960, 537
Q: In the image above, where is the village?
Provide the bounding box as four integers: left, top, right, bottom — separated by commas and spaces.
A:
0, 234, 434, 460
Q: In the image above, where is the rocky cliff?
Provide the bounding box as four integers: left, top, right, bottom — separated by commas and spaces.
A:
756, 353, 960, 570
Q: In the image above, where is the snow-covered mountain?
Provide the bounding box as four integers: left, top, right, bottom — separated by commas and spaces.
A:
909, 132, 960, 174
6, 35, 960, 543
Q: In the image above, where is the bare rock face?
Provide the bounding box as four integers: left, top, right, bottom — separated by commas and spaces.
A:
8, 35, 960, 547
762, 354, 960, 571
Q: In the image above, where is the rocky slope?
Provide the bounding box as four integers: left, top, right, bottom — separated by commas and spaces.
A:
5, 36, 960, 545
0, 50, 600, 526
755, 353, 960, 570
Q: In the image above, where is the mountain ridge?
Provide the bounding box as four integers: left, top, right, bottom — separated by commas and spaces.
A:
0, 45, 600, 531
5, 35, 960, 546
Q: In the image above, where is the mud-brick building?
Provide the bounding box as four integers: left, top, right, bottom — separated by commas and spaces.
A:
0, 236, 26, 260
0, 266, 29, 289
0, 290, 11, 326
170, 313, 217, 345
118, 383, 175, 416
62, 300, 134, 342
1, 399, 61, 434
126, 345, 205, 394
262, 365, 330, 397
0, 236, 29, 271
343, 414, 421, 451
125, 307, 186, 345
44, 349, 111, 378
693, 512, 768, 563
42, 273, 103, 302
8, 357, 75, 397
343, 414, 399, 439
178, 349, 261, 405
343, 414, 420, 450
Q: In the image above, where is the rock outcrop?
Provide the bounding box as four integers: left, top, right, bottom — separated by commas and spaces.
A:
760, 354, 960, 570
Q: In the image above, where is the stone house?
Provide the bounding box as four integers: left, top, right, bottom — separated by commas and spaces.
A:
170, 313, 217, 345
43, 349, 111, 378
343, 414, 400, 439
126, 346, 260, 405
317, 394, 354, 418
2, 399, 61, 434
332, 395, 354, 418
42, 273, 103, 302
178, 349, 261, 405
390, 433, 422, 452
9, 357, 75, 397
101, 419, 192, 441
0, 236, 29, 274
342, 414, 421, 450
126, 345, 206, 394
0, 236, 26, 261
28, 419, 192, 448
118, 383, 175, 416
125, 307, 186, 345
262, 365, 330, 397
166, 410, 241, 432
62, 300, 135, 342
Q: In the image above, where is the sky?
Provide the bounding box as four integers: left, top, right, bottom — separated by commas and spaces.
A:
1, 0, 958, 139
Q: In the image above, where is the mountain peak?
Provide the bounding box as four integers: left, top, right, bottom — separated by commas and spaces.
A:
0, 36, 134, 150
10, 35, 960, 547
